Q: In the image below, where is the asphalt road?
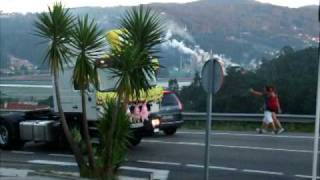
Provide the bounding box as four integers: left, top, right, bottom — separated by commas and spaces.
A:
0, 130, 319, 180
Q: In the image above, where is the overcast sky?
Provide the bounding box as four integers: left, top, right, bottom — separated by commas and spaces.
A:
0, 0, 318, 13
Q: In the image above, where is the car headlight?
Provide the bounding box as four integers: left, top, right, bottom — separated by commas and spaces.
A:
151, 118, 160, 127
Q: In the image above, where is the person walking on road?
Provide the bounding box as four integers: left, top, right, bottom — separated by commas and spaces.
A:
250, 85, 285, 134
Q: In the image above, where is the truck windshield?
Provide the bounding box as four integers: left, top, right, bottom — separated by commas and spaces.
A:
97, 68, 118, 91
97, 68, 157, 92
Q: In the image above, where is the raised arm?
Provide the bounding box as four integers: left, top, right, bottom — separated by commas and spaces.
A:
249, 88, 263, 96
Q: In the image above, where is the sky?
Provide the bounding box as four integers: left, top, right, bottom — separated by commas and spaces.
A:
0, 0, 318, 13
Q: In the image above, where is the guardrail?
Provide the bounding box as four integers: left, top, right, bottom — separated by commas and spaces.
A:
0, 109, 315, 123
182, 112, 315, 123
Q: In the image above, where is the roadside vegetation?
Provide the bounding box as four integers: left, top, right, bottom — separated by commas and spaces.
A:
101, 5, 164, 178
34, 3, 164, 179
71, 14, 105, 174
34, 2, 86, 171
178, 47, 318, 115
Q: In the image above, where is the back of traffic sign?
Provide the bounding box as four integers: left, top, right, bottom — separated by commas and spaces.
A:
200, 58, 224, 180
201, 59, 224, 94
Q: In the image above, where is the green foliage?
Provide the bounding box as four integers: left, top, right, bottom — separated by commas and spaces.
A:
119, 6, 164, 55
71, 15, 105, 89
96, 99, 132, 177
70, 13, 106, 175
254, 47, 318, 114
97, 7, 165, 178
33, 2, 75, 74
180, 47, 318, 114
179, 71, 206, 111
70, 127, 82, 144
34, 2, 87, 173
107, 5, 164, 100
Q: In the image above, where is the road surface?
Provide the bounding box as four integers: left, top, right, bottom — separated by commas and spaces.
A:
0, 130, 319, 180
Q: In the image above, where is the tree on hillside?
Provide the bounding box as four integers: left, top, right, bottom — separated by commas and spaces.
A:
34, 2, 85, 169
71, 15, 105, 173
179, 72, 206, 112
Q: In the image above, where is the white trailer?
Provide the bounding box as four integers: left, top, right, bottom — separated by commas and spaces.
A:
0, 62, 163, 149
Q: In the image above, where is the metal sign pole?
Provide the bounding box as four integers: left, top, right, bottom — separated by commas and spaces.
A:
204, 60, 214, 180
312, 41, 320, 180
201, 59, 223, 180
204, 92, 212, 180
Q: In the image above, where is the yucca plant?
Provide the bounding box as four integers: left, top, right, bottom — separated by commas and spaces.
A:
104, 5, 165, 177
34, 2, 85, 168
97, 99, 131, 179
71, 15, 105, 173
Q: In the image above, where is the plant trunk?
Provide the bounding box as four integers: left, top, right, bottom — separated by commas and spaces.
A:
105, 93, 122, 177
53, 71, 86, 169
80, 89, 96, 172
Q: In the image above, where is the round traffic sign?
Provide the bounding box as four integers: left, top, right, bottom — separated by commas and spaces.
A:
201, 59, 224, 94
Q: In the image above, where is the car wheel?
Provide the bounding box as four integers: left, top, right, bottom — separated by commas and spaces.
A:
163, 128, 177, 135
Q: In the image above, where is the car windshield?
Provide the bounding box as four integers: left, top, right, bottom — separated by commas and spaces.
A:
162, 93, 179, 107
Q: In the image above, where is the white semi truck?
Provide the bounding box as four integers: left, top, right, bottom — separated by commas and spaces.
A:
0, 60, 164, 149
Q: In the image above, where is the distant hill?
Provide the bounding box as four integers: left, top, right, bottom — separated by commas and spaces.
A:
0, 0, 318, 75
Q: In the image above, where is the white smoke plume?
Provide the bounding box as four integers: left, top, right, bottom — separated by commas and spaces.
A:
166, 21, 195, 43
162, 28, 239, 71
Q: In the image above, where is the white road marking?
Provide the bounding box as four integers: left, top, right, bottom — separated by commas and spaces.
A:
142, 139, 315, 153
11, 151, 34, 155
137, 160, 181, 166
143, 139, 204, 146
0, 84, 52, 88
118, 176, 147, 180
178, 131, 314, 139
120, 166, 169, 180
185, 164, 237, 171
28, 160, 77, 166
242, 169, 284, 175
48, 154, 74, 158
186, 164, 203, 168
295, 174, 320, 179
209, 166, 237, 171
15, 158, 294, 178
213, 144, 313, 153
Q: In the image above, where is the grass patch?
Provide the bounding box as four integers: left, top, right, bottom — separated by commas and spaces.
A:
182, 121, 315, 133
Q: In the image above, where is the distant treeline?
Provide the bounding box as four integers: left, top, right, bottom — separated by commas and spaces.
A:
178, 46, 318, 114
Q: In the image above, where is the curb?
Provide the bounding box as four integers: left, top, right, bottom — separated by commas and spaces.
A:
28, 171, 87, 180
1, 160, 154, 180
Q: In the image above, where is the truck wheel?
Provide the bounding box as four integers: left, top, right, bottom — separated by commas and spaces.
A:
0, 120, 24, 150
163, 128, 177, 136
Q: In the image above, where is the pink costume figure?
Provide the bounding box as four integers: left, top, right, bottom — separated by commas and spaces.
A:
140, 102, 149, 121
133, 103, 141, 123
